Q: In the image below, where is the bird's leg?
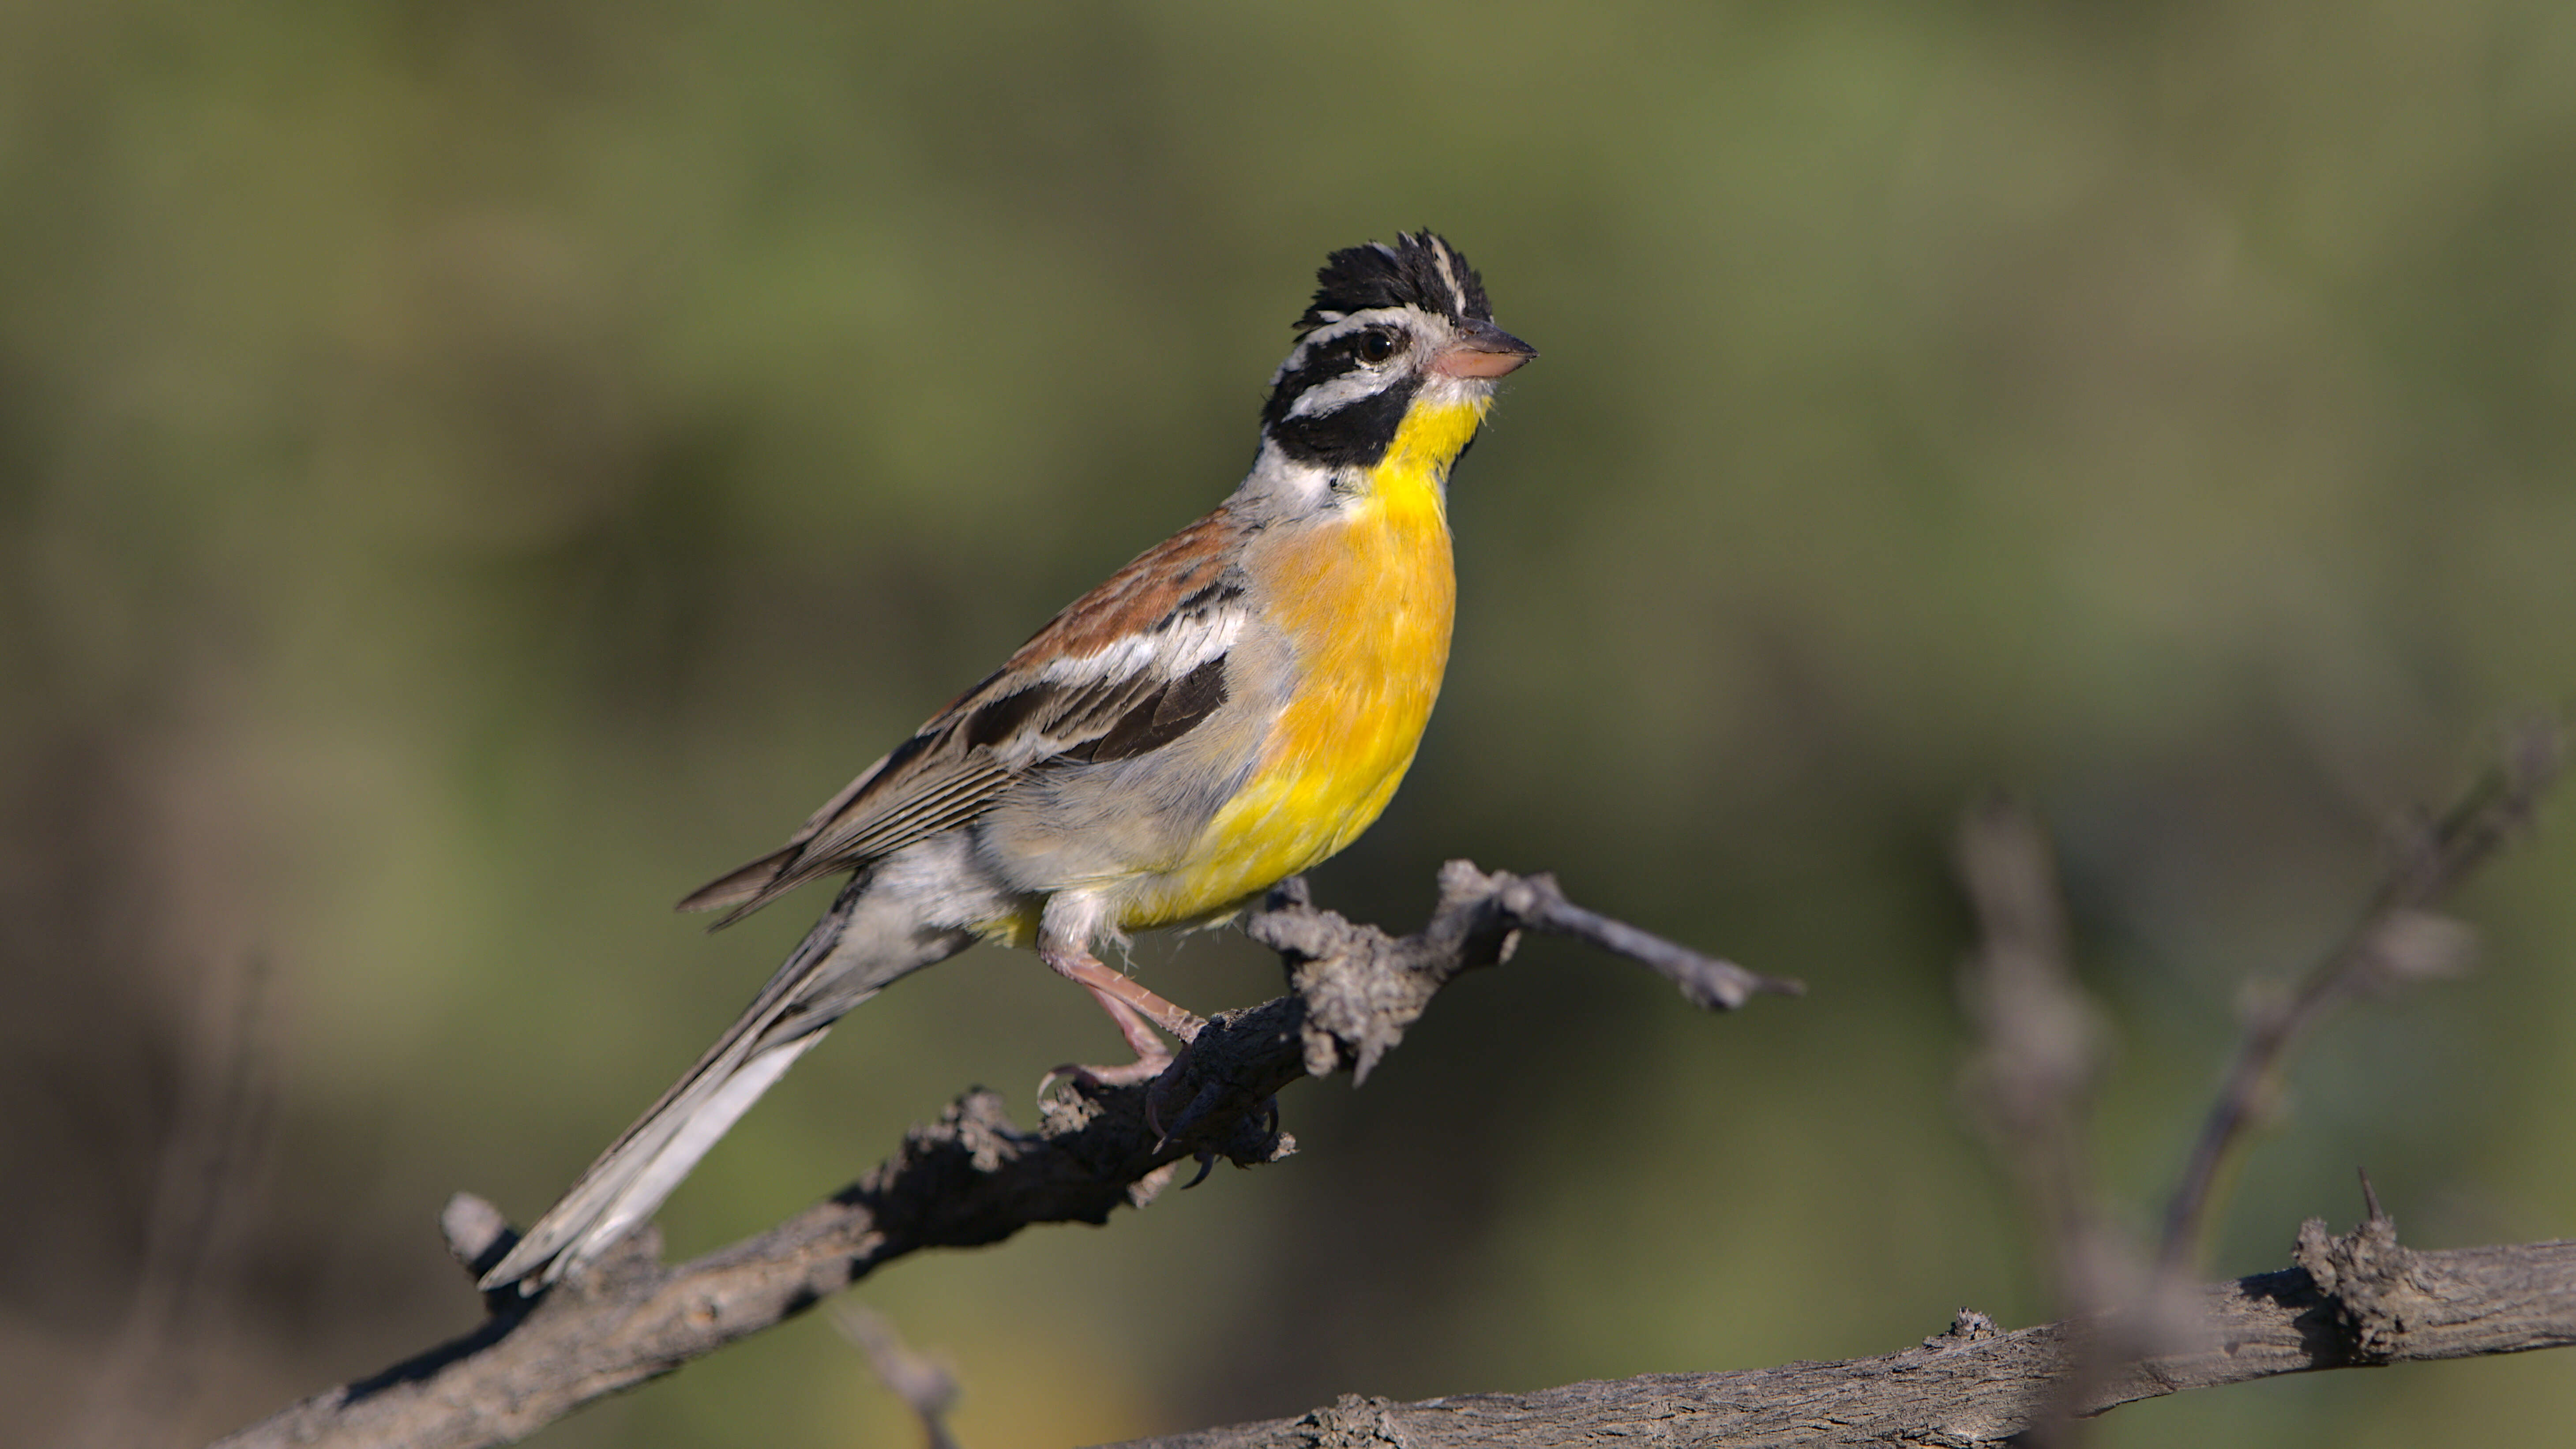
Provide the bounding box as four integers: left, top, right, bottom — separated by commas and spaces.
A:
1050, 949, 1207, 1044
1041, 944, 1208, 1086
1039, 940, 1257, 1149
1036, 893, 1204, 1089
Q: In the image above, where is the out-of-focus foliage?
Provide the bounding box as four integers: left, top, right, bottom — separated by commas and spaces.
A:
8, 2, 2575, 1445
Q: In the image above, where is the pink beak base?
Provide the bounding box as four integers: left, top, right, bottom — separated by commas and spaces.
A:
1430, 323, 1539, 379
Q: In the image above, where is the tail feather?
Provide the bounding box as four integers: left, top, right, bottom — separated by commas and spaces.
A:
481, 1034, 824, 1290
483, 868, 970, 1294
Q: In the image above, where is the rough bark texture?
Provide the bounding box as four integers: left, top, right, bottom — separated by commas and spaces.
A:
1108, 1227, 2576, 1449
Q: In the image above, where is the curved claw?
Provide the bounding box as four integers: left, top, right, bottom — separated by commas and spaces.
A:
1142, 1037, 1209, 1146
1036, 1064, 1078, 1103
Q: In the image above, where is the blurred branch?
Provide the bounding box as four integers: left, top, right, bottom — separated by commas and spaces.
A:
71, 952, 281, 1449
1946, 725, 2566, 1445
209, 861, 1794, 1449
834, 1305, 961, 1449
2157, 721, 2565, 1275
1956, 798, 2118, 1308
1953, 799, 2139, 1449
1097, 1219, 2576, 1449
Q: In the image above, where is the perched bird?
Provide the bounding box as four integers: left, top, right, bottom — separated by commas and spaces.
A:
482, 232, 1536, 1292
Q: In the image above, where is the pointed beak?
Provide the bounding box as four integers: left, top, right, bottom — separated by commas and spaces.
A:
1429, 319, 1539, 379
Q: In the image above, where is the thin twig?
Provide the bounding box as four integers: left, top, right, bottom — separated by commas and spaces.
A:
2156, 721, 2565, 1275
1498, 871, 1800, 1010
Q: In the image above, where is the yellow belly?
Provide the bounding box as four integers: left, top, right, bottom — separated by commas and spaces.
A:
1118, 398, 1480, 930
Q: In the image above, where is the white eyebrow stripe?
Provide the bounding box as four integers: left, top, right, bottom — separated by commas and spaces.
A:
1428, 238, 1465, 315
1321, 307, 1409, 332
1269, 307, 1419, 388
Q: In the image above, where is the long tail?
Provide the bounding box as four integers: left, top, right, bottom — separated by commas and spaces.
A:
481, 871, 972, 1293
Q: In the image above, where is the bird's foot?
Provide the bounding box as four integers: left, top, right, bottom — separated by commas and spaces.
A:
1038, 1049, 1176, 1100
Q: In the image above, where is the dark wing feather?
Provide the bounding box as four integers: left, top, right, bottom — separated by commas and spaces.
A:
1068, 656, 1228, 763
677, 510, 1247, 925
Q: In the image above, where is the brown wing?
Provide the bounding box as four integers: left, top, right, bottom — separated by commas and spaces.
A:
677, 509, 1248, 925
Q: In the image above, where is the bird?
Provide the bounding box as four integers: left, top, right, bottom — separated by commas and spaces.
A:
481, 231, 1536, 1293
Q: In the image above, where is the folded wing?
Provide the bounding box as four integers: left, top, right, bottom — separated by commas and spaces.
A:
679, 510, 1248, 923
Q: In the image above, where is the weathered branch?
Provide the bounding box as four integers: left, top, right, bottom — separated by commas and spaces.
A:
1103, 1218, 2576, 1449
1947, 728, 2568, 1447
214, 715, 2569, 1449
210, 862, 1795, 1449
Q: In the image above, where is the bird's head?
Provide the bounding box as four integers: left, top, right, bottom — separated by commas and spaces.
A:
1257, 232, 1536, 472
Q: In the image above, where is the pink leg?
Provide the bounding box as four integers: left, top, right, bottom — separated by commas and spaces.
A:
1041, 945, 1206, 1087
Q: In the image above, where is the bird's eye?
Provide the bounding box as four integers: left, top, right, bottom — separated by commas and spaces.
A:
1354, 330, 1399, 365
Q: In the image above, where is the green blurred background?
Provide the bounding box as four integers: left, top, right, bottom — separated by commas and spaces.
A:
10, 2, 2576, 1445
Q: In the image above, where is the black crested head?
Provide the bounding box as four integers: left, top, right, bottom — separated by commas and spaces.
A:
1296, 231, 1493, 333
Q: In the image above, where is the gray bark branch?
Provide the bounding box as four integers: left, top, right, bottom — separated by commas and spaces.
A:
209, 863, 1795, 1449
1108, 1221, 2576, 1449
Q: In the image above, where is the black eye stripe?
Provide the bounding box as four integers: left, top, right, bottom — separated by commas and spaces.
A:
1262, 375, 1420, 468
1311, 327, 1391, 369
1266, 327, 1403, 406
1258, 315, 1437, 467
